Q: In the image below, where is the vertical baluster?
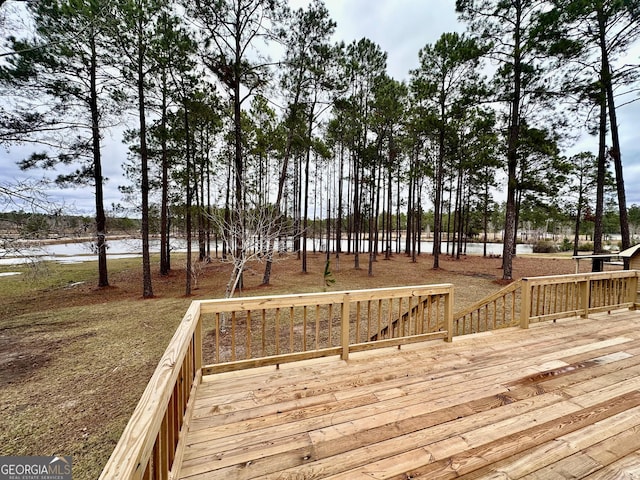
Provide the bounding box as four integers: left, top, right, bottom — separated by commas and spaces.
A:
570, 282, 575, 311
275, 308, 280, 355
367, 300, 372, 341
289, 307, 294, 353
502, 296, 506, 327
315, 305, 320, 350
521, 279, 532, 329
303, 306, 308, 352
399, 296, 405, 337
404, 297, 410, 336
152, 429, 163, 480
246, 310, 252, 359
479, 303, 487, 330
231, 311, 236, 362
445, 292, 453, 342
417, 296, 424, 335
580, 279, 590, 318
377, 299, 383, 339
261, 310, 266, 357
215, 313, 220, 364
341, 296, 350, 360
170, 384, 178, 460
160, 402, 170, 479
194, 315, 202, 373
569, 282, 574, 311
356, 301, 361, 343
176, 364, 185, 439
492, 297, 504, 330
598, 279, 603, 307
328, 304, 333, 347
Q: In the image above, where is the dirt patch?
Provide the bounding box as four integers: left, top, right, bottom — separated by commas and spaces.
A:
0, 337, 52, 387
0, 331, 97, 387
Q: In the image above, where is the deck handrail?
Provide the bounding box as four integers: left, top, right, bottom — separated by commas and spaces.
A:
453, 279, 522, 335
199, 284, 454, 374
98, 301, 203, 480
521, 270, 639, 328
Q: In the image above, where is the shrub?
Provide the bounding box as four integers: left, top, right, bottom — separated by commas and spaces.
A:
578, 242, 594, 252
532, 240, 557, 253
560, 238, 574, 252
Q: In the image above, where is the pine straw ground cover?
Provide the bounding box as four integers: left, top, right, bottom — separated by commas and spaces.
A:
0, 250, 604, 479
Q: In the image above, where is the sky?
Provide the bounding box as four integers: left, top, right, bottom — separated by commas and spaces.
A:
1, 0, 639, 216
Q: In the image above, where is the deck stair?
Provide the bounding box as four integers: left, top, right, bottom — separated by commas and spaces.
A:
372, 279, 522, 341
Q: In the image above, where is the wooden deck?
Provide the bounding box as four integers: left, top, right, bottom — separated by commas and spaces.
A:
177, 309, 640, 479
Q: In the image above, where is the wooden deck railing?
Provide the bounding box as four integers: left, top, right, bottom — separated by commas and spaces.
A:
99, 284, 453, 479
98, 301, 203, 480
199, 284, 454, 374
521, 270, 639, 328
99, 271, 639, 479
453, 280, 522, 335
452, 271, 640, 335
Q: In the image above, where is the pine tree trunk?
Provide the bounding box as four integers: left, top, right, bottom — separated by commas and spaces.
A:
89, 32, 108, 288
502, 2, 523, 281
138, 24, 153, 299
160, 69, 170, 276
233, 50, 243, 291
433, 99, 445, 269
600, 30, 630, 256
336, 141, 344, 256
593, 72, 607, 267
184, 104, 192, 296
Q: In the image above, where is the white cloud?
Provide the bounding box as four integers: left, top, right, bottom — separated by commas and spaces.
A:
325, 0, 462, 80
1, 1, 639, 216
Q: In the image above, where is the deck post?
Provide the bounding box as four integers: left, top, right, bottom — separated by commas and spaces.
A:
445, 290, 454, 342
520, 278, 531, 329
629, 273, 639, 310
580, 279, 589, 318
194, 302, 203, 374
341, 294, 350, 360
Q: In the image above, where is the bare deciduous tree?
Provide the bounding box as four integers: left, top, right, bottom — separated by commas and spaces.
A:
208, 205, 294, 300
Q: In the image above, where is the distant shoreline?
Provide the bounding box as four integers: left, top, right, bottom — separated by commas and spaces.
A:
6, 234, 140, 247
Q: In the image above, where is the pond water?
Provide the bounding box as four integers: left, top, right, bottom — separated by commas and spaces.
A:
0, 237, 533, 265
0, 238, 167, 265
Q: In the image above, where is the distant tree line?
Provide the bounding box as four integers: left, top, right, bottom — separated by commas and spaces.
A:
1, 0, 639, 296
0, 211, 140, 238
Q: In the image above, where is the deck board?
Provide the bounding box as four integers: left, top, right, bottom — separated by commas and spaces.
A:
178, 310, 640, 479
